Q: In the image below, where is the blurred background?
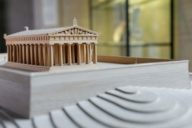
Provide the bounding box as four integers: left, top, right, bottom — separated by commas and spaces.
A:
0, 0, 192, 70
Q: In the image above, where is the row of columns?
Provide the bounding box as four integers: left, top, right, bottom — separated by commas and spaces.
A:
7, 43, 97, 66
7, 44, 51, 66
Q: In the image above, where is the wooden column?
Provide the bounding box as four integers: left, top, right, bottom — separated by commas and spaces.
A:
33, 44, 37, 65
26, 44, 29, 64
18, 44, 21, 63
8, 45, 11, 62
50, 45, 54, 66
29, 44, 33, 65
42, 44, 46, 66
18, 44, 22, 63
15, 45, 17, 62
11, 45, 13, 62
22, 45, 25, 63
7, 45, 9, 61
46, 44, 50, 66
80, 44, 83, 63
18, 44, 21, 62
11, 45, 14, 62
93, 44, 97, 64
59, 44, 63, 65
77, 44, 81, 64
38, 44, 41, 65
16, 45, 18, 62
86, 44, 89, 64
8, 45, 10, 62
89, 44, 92, 62
17, 45, 19, 63
10, 45, 12, 61
12, 45, 15, 62
9, 45, 11, 61
14, 45, 16, 62
62, 44, 66, 64
21, 44, 24, 63
67, 44, 72, 65
12, 45, 14, 62
83, 44, 87, 64
16, 45, 19, 62
71, 44, 75, 63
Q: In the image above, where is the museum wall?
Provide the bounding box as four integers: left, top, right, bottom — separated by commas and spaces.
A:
5, 0, 34, 33
33, 0, 89, 29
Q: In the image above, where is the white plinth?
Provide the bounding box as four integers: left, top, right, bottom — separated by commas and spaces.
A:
0, 61, 190, 118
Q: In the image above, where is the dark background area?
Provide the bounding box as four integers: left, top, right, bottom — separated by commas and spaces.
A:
0, 0, 34, 53
0, 0, 6, 53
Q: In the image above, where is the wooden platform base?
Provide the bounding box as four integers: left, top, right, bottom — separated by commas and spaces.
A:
1, 56, 169, 72
3, 62, 50, 72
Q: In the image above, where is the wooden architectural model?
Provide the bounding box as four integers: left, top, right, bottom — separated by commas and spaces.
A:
4, 18, 98, 67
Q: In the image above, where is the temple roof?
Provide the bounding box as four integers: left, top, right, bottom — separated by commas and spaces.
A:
5, 25, 98, 39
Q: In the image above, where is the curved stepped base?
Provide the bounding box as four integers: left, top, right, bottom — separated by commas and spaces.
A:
1, 86, 192, 128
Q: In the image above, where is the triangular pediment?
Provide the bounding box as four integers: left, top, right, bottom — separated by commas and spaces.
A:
52, 26, 98, 36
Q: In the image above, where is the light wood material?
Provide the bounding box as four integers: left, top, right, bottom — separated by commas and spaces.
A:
42, 45, 46, 66
26, 45, 29, 64
62, 44, 66, 64
71, 44, 75, 63
77, 44, 81, 64
89, 44, 92, 62
12, 45, 15, 62
59, 44, 63, 66
38, 44, 42, 65
81, 44, 85, 63
18, 45, 20, 62
11, 45, 13, 62
86, 44, 89, 64
67, 44, 72, 65
7, 45, 10, 61
98, 56, 169, 64
22, 45, 25, 63
93, 44, 97, 64
46, 44, 50, 66
45, 45, 48, 66
50, 45, 54, 66
7, 45, 9, 61
30, 44, 33, 64
16, 45, 19, 63
14, 45, 16, 62
9, 45, 11, 62
83, 44, 86, 63
34, 44, 37, 65
19, 45, 22, 63
4, 22, 98, 68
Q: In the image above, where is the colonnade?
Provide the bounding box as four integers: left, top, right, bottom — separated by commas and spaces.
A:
6, 43, 97, 66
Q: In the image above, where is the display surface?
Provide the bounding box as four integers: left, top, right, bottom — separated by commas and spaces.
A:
0, 85, 192, 128
0, 58, 190, 118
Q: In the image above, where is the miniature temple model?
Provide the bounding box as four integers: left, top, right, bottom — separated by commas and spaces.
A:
4, 18, 98, 67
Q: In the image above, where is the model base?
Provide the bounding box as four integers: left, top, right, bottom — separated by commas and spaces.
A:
0, 60, 190, 118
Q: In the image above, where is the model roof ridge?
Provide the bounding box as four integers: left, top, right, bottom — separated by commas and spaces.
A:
5, 24, 98, 39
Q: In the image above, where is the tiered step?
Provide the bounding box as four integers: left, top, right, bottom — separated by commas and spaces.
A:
1, 86, 192, 128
